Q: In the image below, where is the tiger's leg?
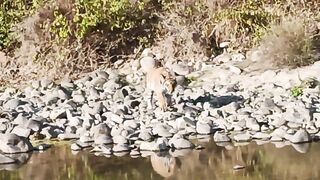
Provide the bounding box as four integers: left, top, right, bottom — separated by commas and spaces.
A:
147, 90, 155, 110
156, 90, 167, 111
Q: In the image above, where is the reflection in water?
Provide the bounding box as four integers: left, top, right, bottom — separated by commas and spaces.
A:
151, 152, 176, 178
1, 139, 320, 180
0, 153, 31, 171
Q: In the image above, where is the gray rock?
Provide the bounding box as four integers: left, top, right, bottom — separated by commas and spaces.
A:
113, 135, 128, 144
35, 143, 52, 151
289, 129, 311, 144
269, 117, 286, 128
252, 132, 271, 140
130, 149, 141, 156
270, 128, 287, 139
90, 123, 111, 137
175, 116, 196, 130
138, 130, 153, 141
219, 102, 240, 114
3, 99, 23, 110
12, 114, 28, 126
40, 78, 54, 89
11, 126, 31, 138
213, 131, 231, 142
168, 136, 195, 149
25, 119, 43, 132
171, 64, 189, 75
113, 144, 130, 152
233, 132, 252, 142
140, 138, 169, 151
196, 121, 212, 135
58, 133, 79, 140
110, 113, 124, 124
79, 135, 94, 143
94, 135, 113, 145
49, 109, 66, 120
152, 124, 173, 137
245, 118, 260, 131
0, 133, 33, 153
0, 154, 16, 164
270, 136, 283, 142
73, 94, 86, 104
71, 143, 82, 151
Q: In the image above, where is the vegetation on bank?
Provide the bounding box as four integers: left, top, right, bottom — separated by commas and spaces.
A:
0, 0, 319, 86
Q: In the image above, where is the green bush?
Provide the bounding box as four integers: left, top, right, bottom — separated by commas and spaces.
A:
44, 0, 156, 43
211, 0, 278, 50
0, 0, 44, 50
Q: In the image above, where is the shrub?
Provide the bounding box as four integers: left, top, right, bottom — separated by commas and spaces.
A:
253, 16, 319, 68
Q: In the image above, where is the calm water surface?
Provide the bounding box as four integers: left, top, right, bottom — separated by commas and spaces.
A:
0, 139, 319, 180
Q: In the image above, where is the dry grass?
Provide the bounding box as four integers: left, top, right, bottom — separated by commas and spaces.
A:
1, 0, 320, 88
252, 15, 320, 69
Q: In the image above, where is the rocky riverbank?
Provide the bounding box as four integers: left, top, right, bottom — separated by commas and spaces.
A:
0, 51, 320, 165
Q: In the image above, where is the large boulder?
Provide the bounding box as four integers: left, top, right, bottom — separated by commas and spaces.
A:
0, 133, 33, 154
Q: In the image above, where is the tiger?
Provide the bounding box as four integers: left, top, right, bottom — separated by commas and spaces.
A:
145, 67, 177, 111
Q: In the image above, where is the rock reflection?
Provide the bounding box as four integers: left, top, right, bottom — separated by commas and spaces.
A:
0, 152, 31, 171
0, 141, 320, 180
150, 152, 176, 178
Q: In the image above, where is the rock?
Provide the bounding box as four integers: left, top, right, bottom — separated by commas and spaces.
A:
25, 120, 42, 132
175, 116, 196, 130
269, 117, 286, 128
110, 113, 124, 124
113, 135, 128, 144
49, 109, 66, 120
3, 99, 23, 110
229, 65, 242, 75
0, 133, 33, 153
138, 130, 153, 141
233, 132, 252, 142
289, 129, 311, 144
35, 143, 52, 151
71, 143, 82, 151
73, 94, 86, 104
11, 126, 31, 138
270, 128, 288, 139
130, 149, 141, 156
252, 132, 271, 140
213, 53, 231, 63
90, 123, 111, 137
58, 133, 79, 140
140, 138, 169, 151
196, 121, 212, 135
113, 144, 130, 152
231, 53, 245, 62
171, 64, 189, 75
152, 124, 173, 137
40, 78, 54, 89
91, 144, 112, 155
94, 135, 113, 145
213, 131, 231, 142
270, 136, 283, 142
0, 154, 16, 164
233, 165, 245, 170
79, 135, 94, 143
219, 102, 240, 114
246, 118, 260, 131
168, 136, 195, 149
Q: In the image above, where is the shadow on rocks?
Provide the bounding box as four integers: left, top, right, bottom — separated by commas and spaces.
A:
193, 93, 244, 108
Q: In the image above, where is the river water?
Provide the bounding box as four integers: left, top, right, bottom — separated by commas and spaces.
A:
0, 139, 319, 180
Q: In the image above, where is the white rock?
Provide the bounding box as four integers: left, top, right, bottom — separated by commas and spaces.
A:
289, 129, 311, 144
